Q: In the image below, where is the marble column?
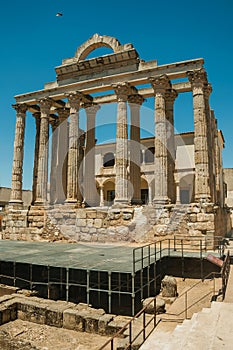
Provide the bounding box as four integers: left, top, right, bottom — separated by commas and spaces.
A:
128, 94, 144, 205
100, 185, 104, 207
165, 89, 177, 204
150, 75, 171, 205
187, 69, 211, 202
56, 108, 69, 203
35, 98, 52, 204
112, 83, 129, 205
83, 104, 100, 207
66, 92, 82, 205
50, 118, 59, 204
10, 103, 27, 206
32, 112, 41, 204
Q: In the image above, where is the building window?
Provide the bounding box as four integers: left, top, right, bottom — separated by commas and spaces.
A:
103, 152, 115, 167
141, 189, 148, 204
145, 147, 155, 163
107, 190, 115, 204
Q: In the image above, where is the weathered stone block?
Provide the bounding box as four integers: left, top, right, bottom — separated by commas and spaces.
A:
98, 314, 114, 335
17, 300, 47, 324
77, 219, 86, 227
76, 210, 87, 219
94, 218, 102, 228
86, 210, 97, 219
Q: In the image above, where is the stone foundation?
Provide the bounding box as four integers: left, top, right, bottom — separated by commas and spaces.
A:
1, 202, 231, 243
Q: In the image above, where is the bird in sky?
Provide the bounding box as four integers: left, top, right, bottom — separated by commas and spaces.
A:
56, 12, 63, 17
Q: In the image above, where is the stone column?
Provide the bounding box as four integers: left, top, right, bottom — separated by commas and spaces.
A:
35, 98, 52, 204
56, 108, 69, 203
100, 185, 104, 207
204, 84, 215, 203
32, 112, 41, 204
187, 69, 211, 202
66, 92, 82, 205
176, 181, 181, 204
166, 89, 177, 204
83, 104, 100, 207
112, 83, 129, 206
150, 75, 171, 205
128, 94, 144, 204
50, 119, 59, 204
9, 103, 27, 206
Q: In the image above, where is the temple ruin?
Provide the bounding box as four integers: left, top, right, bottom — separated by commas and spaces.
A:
2, 34, 231, 241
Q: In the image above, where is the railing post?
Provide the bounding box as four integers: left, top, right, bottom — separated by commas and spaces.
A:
129, 322, 132, 349
143, 311, 146, 341
185, 292, 188, 319
174, 235, 176, 251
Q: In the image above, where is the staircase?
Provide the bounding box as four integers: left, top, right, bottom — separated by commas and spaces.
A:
141, 302, 233, 349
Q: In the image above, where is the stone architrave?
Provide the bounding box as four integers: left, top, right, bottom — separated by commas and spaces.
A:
165, 89, 177, 204
35, 98, 52, 204
66, 92, 82, 205
50, 118, 59, 204
32, 112, 41, 204
150, 75, 171, 205
56, 108, 69, 203
83, 103, 100, 207
128, 94, 144, 205
187, 69, 211, 202
112, 83, 130, 205
10, 103, 27, 206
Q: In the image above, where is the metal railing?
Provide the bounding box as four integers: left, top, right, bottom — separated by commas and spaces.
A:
221, 250, 231, 299
99, 297, 158, 350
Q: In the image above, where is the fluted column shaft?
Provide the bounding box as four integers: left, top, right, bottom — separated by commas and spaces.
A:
66, 93, 82, 204
150, 75, 171, 205
129, 94, 144, 204
35, 98, 52, 204
10, 103, 27, 205
84, 104, 100, 207
32, 113, 41, 204
56, 108, 69, 203
187, 69, 211, 202
165, 89, 177, 204
50, 119, 59, 204
113, 83, 129, 205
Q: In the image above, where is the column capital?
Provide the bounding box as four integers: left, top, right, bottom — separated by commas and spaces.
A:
203, 83, 212, 98
50, 118, 59, 132
112, 82, 130, 102
32, 112, 41, 119
128, 94, 144, 105
187, 68, 208, 88
56, 107, 69, 121
149, 74, 171, 94
39, 98, 53, 115
83, 103, 100, 115
165, 89, 178, 103
66, 91, 83, 109
12, 103, 28, 114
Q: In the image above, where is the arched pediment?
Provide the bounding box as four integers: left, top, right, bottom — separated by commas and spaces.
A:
75, 33, 133, 61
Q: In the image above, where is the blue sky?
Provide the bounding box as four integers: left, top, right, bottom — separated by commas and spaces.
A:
0, 0, 232, 189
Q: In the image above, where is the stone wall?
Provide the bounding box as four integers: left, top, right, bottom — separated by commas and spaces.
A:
0, 293, 131, 338
1, 203, 231, 243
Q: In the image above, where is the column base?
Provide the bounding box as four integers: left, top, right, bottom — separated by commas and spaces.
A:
131, 199, 143, 205
112, 199, 130, 209
8, 200, 23, 209
153, 196, 171, 205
